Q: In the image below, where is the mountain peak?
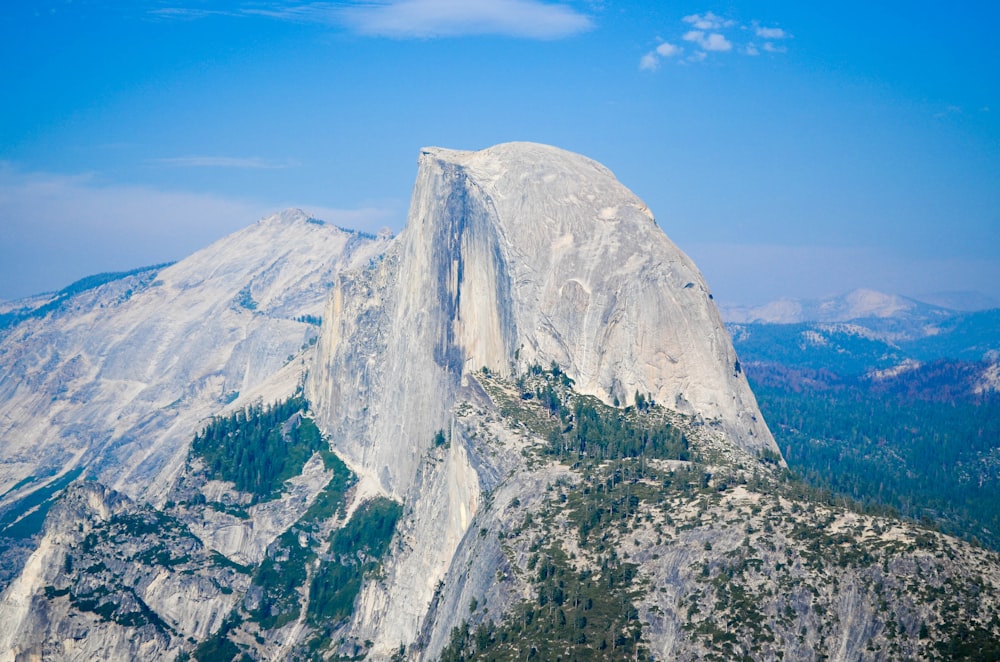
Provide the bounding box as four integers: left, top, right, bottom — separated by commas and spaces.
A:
422, 139, 618, 183
835, 288, 914, 318
258, 208, 327, 227
309, 143, 776, 497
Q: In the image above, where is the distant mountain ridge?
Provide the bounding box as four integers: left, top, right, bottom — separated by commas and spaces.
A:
724, 288, 1000, 387
721, 288, 959, 326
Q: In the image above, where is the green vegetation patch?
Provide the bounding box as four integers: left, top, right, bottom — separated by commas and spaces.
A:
243, 461, 357, 632
190, 396, 328, 503
308, 497, 403, 627
486, 364, 691, 463
246, 527, 312, 630
441, 544, 646, 661
752, 377, 1000, 550
440, 462, 658, 661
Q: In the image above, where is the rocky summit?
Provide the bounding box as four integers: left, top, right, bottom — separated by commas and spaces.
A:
0, 143, 998, 661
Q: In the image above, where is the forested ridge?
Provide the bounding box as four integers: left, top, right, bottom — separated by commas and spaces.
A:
190, 396, 328, 503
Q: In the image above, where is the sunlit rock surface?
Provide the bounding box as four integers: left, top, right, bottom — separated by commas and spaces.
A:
307, 142, 779, 655
309, 141, 776, 498
3, 144, 995, 662
0, 210, 387, 510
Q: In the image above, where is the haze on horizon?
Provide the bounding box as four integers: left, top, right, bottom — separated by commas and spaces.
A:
1, 1, 998, 307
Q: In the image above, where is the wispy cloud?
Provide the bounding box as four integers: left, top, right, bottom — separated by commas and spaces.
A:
155, 1, 593, 39
337, 0, 593, 39
148, 7, 234, 20
641, 10, 790, 70
934, 104, 965, 119
150, 156, 300, 169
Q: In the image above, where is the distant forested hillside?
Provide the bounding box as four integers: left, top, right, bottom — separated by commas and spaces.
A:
749, 371, 1000, 550
732, 309, 1000, 550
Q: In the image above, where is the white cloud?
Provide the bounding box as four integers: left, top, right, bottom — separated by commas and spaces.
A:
640, 41, 681, 71
755, 25, 788, 39
151, 156, 300, 169
683, 30, 732, 52
682, 11, 733, 31
639, 52, 660, 71
643, 11, 790, 67
157, 1, 592, 39
656, 41, 680, 57
336, 0, 594, 39
702, 33, 732, 51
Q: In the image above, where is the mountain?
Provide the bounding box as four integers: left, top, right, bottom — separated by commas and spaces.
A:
0, 210, 388, 582
0, 209, 387, 503
304, 142, 778, 654
309, 142, 775, 499
1, 144, 999, 661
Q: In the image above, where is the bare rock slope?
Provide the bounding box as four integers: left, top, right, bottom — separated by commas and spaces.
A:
305, 142, 781, 655
0, 210, 386, 510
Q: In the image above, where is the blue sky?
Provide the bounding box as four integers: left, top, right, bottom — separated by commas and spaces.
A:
1, 1, 998, 307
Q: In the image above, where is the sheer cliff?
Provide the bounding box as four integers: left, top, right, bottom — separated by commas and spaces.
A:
308, 142, 776, 499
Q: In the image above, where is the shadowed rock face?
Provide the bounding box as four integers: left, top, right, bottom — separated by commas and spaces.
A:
309, 142, 777, 498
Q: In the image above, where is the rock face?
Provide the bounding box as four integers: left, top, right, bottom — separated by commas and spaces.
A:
0, 482, 248, 661
0, 210, 387, 512
309, 142, 775, 498
0, 212, 390, 659
306, 142, 779, 655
